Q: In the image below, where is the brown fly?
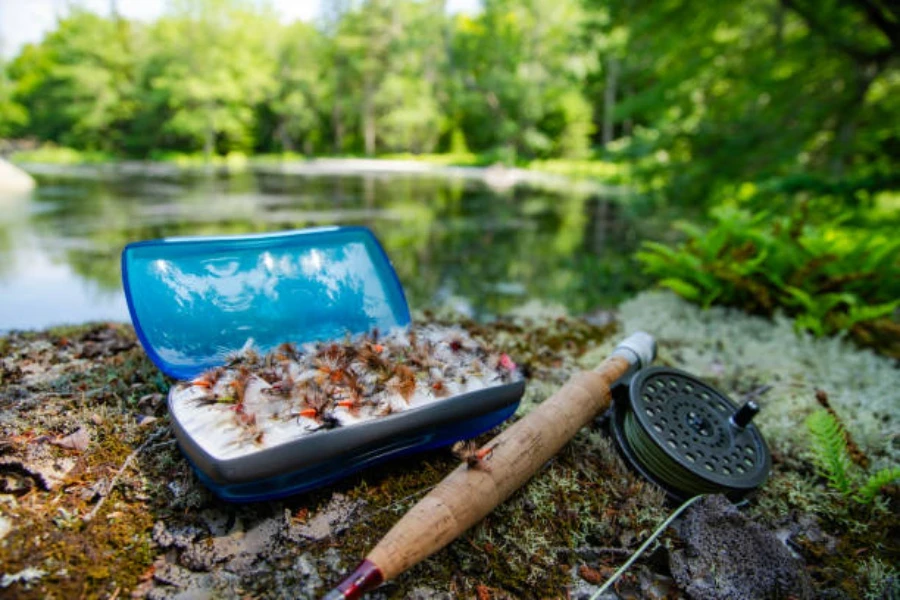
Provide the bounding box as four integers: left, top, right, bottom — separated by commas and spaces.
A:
190, 367, 224, 389
452, 440, 497, 471
388, 365, 417, 402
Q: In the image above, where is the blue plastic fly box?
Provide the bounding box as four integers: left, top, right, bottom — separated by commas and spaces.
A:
121, 226, 524, 502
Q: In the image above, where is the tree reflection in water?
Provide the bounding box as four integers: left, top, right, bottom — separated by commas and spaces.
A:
0, 168, 680, 329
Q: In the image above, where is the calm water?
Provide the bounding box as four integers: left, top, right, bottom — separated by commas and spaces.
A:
0, 166, 670, 331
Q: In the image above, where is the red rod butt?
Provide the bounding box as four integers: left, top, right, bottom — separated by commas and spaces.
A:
322, 559, 384, 600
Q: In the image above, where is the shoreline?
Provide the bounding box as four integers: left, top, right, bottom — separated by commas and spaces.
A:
13, 155, 629, 196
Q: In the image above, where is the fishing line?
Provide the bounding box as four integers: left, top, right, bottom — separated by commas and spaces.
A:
623, 411, 722, 496
588, 495, 704, 600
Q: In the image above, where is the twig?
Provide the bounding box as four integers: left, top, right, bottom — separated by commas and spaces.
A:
83, 427, 169, 523
367, 483, 437, 518
552, 546, 632, 556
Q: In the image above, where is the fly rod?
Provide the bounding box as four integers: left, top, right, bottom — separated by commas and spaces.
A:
323, 332, 657, 599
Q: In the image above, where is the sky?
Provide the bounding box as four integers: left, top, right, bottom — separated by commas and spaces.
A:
0, 0, 481, 58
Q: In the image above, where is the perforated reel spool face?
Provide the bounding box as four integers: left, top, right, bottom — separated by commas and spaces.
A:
612, 367, 771, 501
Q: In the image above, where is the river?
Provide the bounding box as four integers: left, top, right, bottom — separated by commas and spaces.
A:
0, 162, 675, 330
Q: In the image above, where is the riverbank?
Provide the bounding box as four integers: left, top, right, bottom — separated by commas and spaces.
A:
1, 291, 896, 599
0, 158, 35, 195
10, 147, 630, 195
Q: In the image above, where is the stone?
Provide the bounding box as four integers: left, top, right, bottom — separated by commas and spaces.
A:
669, 495, 814, 600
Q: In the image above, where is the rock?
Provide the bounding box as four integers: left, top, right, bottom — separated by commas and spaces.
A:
405, 586, 454, 599
669, 495, 814, 600
286, 493, 364, 542
0, 515, 11, 541
0, 158, 35, 194
0, 567, 46, 588
152, 521, 204, 549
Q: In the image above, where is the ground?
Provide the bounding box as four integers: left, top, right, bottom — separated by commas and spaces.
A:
0, 292, 897, 599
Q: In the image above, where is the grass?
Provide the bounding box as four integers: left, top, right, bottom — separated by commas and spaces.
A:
9, 145, 115, 165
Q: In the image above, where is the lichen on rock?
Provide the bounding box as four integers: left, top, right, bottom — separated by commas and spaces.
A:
669, 495, 813, 600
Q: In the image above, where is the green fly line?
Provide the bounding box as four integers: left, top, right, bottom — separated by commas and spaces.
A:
622, 410, 723, 496
588, 494, 704, 600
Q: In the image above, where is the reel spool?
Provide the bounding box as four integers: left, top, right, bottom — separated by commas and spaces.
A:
611, 366, 771, 502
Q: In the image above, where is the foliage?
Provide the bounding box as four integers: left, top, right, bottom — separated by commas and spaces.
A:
142, 1, 278, 157
805, 410, 853, 495
591, 0, 900, 205
805, 410, 900, 504
1, 0, 897, 202
0, 0, 597, 161
5, 11, 141, 151
636, 205, 900, 355
0, 59, 28, 137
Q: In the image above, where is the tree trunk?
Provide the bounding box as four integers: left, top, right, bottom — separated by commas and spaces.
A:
277, 121, 294, 153
363, 78, 376, 156
830, 62, 878, 177
203, 108, 214, 163
602, 57, 620, 148
773, 2, 785, 55
623, 84, 633, 137
332, 102, 344, 153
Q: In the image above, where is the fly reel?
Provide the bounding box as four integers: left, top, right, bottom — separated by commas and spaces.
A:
610, 366, 771, 501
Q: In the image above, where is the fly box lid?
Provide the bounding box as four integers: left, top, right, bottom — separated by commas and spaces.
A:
121, 227, 524, 502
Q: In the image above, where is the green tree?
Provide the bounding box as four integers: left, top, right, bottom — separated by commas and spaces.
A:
263, 21, 330, 154
143, 0, 277, 157
373, 0, 446, 153
590, 0, 900, 203
450, 0, 595, 159
0, 60, 28, 138
328, 1, 447, 155
6, 11, 140, 151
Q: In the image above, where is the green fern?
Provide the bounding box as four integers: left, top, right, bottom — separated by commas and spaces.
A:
636, 206, 900, 358
806, 410, 853, 495
806, 410, 899, 504
856, 467, 900, 505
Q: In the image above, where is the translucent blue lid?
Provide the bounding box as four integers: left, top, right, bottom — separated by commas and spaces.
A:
121, 227, 410, 380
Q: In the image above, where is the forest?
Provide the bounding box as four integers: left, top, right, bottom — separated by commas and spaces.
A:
1, 0, 899, 354
0, 0, 896, 193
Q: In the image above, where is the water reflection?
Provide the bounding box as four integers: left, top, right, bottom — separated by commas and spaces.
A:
0, 168, 666, 330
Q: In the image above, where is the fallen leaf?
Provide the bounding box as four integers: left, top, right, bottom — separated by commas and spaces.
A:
137, 415, 158, 428
50, 428, 90, 452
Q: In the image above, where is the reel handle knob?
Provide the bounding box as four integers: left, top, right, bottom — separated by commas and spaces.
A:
731, 400, 760, 429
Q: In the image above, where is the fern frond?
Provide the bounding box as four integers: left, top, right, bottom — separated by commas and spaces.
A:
658, 277, 702, 301
855, 467, 900, 504
805, 410, 854, 495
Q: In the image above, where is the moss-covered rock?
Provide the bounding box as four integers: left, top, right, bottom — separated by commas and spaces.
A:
0, 294, 897, 599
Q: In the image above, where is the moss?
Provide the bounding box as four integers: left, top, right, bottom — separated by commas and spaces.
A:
0, 325, 161, 598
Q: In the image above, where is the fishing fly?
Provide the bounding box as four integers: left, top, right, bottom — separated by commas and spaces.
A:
452, 440, 498, 471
